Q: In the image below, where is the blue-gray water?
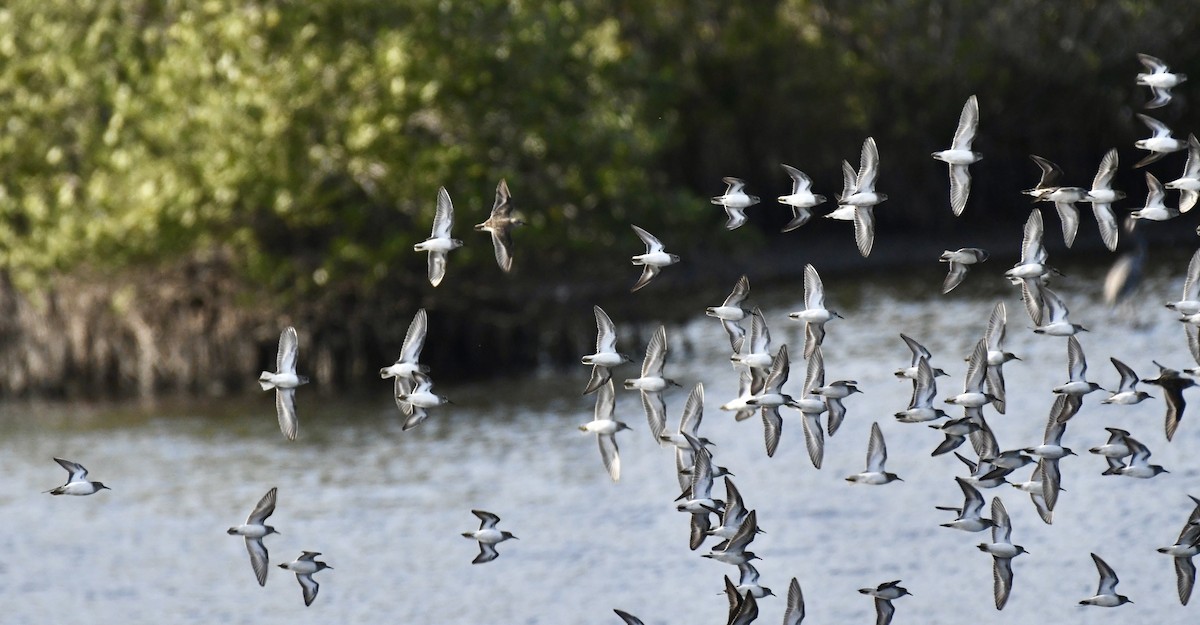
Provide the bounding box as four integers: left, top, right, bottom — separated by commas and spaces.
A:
2, 256, 1199, 624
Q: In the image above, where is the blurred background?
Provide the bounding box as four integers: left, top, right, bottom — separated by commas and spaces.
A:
1, 0, 1198, 397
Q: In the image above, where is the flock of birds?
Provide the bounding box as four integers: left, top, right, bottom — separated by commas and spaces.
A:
38, 53, 1200, 622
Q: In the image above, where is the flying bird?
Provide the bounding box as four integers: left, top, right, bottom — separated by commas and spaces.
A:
1140, 361, 1196, 441
778, 164, 826, 232
858, 580, 910, 625
1134, 114, 1187, 168
976, 497, 1027, 609
623, 325, 678, 442
1137, 53, 1188, 109
1079, 553, 1131, 607
581, 305, 632, 395
277, 551, 332, 607
45, 457, 110, 496
711, 177, 760, 230
629, 225, 680, 292
258, 326, 310, 441
931, 94, 982, 216
461, 509, 518, 564
845, 422, 901, 484
413, 186, 463, 286
580, 380, 631, 482
380, 308, 430, 417
1166, 134, 1200, 214
226, 487, 280, 587
940, 247, 988, 294
474, 178, 523, 272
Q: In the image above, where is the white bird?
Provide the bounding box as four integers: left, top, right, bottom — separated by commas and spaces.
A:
932, 94, 983, 216
226, 487, 279, 587
677, 443, 721, 550
944, 339, 993, 408
1134, 114, 1187, 168
1005, 209, 1052, 288
1166, 134, 1200, 213
707, 275, 751, 350
792, 347, 828, 469
1051, 336, 1105, 398
581, 305, 632, 395
746, 345, 795, 459
461, 509, 518, 564
660, 382, 710, 451
473, 178, 523, 272
1011, 460, 1053, 525
579, 380, 631, 482
629, 224, 680, 292
413, 186, 463, 287
858, 580, 910, 625
729, 307, 773, 374
1024, 155, 1088, 247
1130, 171, 1180, 222
395, 371, 450, 431
939, 476, 993, 532
813, 376, 861, 437
258, 326, 309, 441
976, 497, 1027, 610
720, 367, 764, 423
778, 164, 826, 232
1108, 434, 1168, 478
1137, 53, 1188, 109
1088, 427, 1133, 464
380, 308, 430, 417
1030, 284, 1087, 336
702, 509, 760, 566
1024, 396, 1076, 511
1084, 148, 1125, 250
788, 264, 841, 358
1102, 358, 1153, 405
1166, 247, 1200, 316
45, 457, 110, 496
895, 356, 949, 423
732, 561, 774, 599
708, 477, 756, 541
845, 422, 901, 484
277, 551, 332, 607
834, 137, 886, 257
711, 177, 760, 230
1079, 553, 1132, 607
939, 247, 988, 293
894, 333, 949, 380
1156, 495, 1200, 606
983, 302, 1020, 414
624, 325, 678, 442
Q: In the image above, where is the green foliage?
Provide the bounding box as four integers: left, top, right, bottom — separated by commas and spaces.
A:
0, 0, 694, 294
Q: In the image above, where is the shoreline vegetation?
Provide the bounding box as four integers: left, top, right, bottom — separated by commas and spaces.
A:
1, 1, 1198, 398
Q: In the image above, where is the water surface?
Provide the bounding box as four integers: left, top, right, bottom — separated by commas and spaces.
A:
3, 254, 1199, 624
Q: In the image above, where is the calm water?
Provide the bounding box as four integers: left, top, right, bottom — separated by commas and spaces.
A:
3, 254, 1200, 624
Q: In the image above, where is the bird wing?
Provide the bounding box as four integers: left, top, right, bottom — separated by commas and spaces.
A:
246, 487, 278, 524
865, 421, 887, 473
246, 537, 270, 587
277, 326, 299, 374
432, 186, 455, 238
951, 95, 979, 150
298, 573, 321, 606
398, 308, 428, 364
276, 389, 298, 441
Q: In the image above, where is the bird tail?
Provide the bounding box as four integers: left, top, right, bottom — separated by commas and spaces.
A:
258, 372, 275, 390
